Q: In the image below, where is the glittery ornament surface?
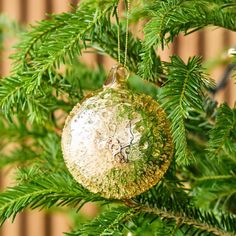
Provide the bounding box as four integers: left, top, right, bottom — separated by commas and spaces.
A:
62, 65, 173, 199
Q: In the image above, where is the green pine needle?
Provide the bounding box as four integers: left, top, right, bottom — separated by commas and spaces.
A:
159, 56, 214, 165
66, 206, 137, 236
0, 0, 235, 235
0, 171, 104, 226
207, 104, 236, 159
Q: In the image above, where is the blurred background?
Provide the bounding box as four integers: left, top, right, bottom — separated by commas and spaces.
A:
0, 0, 235, 235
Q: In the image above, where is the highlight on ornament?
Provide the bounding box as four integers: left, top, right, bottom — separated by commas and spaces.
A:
62, 65, 173, 199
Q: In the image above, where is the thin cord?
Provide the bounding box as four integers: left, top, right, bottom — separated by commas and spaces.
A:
116, 0, 130, 67
116, 4, 121, 64
124, 0, 130, 67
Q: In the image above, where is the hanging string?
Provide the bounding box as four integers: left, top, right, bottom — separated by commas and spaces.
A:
124, 0, 130, 67
116, 0, 130, 67
116, 5, 121, 64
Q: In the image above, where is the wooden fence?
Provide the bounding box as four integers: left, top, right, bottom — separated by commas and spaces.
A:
0, 0, 235, 235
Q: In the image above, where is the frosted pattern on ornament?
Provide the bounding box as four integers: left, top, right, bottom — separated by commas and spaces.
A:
62, 86, 174, 199
66, 94, 142, 179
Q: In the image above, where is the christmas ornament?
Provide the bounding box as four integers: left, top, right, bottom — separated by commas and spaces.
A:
61, 65, 173, 199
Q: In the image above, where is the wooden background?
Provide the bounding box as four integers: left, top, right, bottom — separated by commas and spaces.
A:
0, 0, 235, 235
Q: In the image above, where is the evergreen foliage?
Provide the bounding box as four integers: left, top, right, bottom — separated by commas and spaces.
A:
0, 0, 235, 235
159, 56, 214, 164
0, 171, 103, 225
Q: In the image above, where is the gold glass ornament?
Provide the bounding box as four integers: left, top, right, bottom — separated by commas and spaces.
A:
61, 65, 173, 199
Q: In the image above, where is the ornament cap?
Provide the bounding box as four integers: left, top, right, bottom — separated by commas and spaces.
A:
104, 64, 129, 88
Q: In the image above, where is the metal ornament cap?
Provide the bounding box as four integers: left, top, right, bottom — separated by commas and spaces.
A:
61, 66, 173, 199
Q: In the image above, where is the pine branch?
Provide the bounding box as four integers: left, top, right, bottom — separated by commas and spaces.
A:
0, 171, 104, 225
0, 75, 62, 123
0, 1, 119, 124
194, 175, 236, 182
138, 0, 184, 79
67, 179, 236, 236
207, 104, 236, 159
66, 206, 137, 236
130, 179, 236, 236
0, 148, 37, 169
0, 116, 50, 169
139, 206, 235, 236
12, 19, 66, 72
0, 115, 32, 141
181, 102, 236, 213
12, 0, 142, 75
193, 185, 236, 214
134, 177, 191, 212
139, 0, 236, 79
159, 56, 213, 164
0, 60, 101, 123
187, 146, 236, 213
129, 215, 180, 236
13, 1, 117, 83
0, 1, 236, 235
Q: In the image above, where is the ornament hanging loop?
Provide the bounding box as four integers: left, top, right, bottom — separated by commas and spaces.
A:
104, 64, 129, 88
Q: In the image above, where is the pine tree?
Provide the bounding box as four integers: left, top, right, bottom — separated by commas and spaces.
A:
0, 0, 236, 235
